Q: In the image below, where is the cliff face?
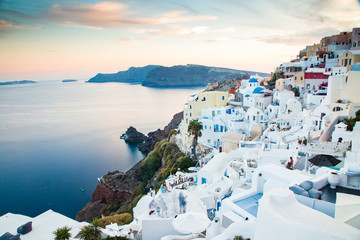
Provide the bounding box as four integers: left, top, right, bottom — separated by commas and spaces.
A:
76, 168, 141, 222
87, 65, 160, 83
142, 64, 268, 87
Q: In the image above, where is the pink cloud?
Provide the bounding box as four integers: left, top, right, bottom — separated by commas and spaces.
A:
0, 20, 13, 30
49, 1, 217, 29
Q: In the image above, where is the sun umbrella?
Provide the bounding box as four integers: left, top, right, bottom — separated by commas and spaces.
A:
309, 154, 341, 167
172, 212, 211, 234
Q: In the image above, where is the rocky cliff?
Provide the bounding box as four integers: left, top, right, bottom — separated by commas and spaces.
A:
87, 65, 160, 83
76, 163, 142, 222
142, 64, 268, 87
138, 111, 183, 154
76, 111, 183, 222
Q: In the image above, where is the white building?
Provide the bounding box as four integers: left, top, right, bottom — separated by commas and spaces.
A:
198, 106, 246, 149
272, 90, 295, 109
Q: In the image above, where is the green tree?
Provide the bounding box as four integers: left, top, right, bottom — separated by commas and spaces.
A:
53, 226, 71, 240
268, 70, 283, 86
187, 119, 203, 160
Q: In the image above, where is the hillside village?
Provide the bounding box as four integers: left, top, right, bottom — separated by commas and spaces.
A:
2, 28, 360, 240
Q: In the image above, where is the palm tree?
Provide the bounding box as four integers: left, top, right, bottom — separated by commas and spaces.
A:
91, 218, 101, 239
53, 226, 71, 240
77, 225, 94, 240
187, 119, 203, 160
77, 219, 101, 240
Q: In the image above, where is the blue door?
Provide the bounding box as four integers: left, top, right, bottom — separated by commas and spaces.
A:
202, 178, 207, 184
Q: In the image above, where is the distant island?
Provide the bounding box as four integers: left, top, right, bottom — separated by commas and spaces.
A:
62, 79, 78, 83
0, 80, 37, 85
87, 64, 268, 87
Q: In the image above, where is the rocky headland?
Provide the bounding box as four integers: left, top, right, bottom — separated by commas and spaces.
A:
138, 111, 183, 154
76, 111, 184, 222
120, 126, 146, 144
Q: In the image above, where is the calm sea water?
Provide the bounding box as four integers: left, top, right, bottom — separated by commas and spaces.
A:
0, 81, 200, 219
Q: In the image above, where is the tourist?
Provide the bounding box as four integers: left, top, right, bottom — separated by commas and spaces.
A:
160, 182, 170, 193
286, 157, 294, 170
178, 193, 187, 214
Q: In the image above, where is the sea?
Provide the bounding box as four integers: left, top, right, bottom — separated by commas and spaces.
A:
0, 80, 201, 219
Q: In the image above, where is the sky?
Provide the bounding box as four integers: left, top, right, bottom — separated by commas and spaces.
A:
0, 0, 360, 81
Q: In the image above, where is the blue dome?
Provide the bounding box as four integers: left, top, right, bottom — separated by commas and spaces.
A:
249, 78, 258, 83
253, 87, 264, 94
245, 94, 250, 97
351, 62, 360, 71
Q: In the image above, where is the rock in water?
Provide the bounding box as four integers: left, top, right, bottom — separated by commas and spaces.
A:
120, 126, 146, 144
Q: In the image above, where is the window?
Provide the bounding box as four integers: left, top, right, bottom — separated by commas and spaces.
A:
261, 116, 263, 120
349, 59, 352, 65
190, 105, 192, 109
333, 106, 343, 112
253, 116, 255, 121
217, 110, 221, 115
190, 113, 192, 117
306, 84, 310, 89
222, 96, 225, 100
208, 139, 211, 143
315, 120, 318, 126
248, 116, 250, 120
205, 125, 207, 129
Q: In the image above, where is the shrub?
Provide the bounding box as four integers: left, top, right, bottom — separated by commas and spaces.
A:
101, 203, 121, 216
356, 109, 360, 117
139, 150, 162, 182
98, 213, 132, 228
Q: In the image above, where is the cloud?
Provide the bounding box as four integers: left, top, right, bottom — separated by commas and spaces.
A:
0, 20, 12, 29
257, 27, 342, 46
49, 1, 217, 29
206, 37, 233, 43
134, 25, 210, 36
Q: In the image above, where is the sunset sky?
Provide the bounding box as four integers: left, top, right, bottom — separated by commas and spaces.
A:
1, 0, 360, 81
